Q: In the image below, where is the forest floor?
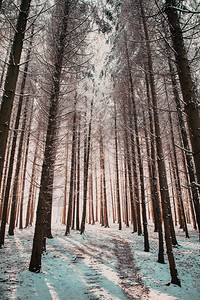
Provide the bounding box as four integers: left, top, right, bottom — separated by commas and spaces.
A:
0, 222, 200, 300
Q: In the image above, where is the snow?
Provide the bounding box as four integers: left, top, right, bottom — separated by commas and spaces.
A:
0, 222, 200, 300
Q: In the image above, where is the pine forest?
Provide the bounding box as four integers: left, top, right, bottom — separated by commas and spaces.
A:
0, 0, 200, 299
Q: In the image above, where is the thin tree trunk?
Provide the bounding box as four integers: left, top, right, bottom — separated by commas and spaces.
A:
114, 100, 122, 230
123, 152, 129, 227
165, 77, 189, 238
143, 109, 154, 222
100, 172, 104, 226
19, 103, 33, 229
169, 160, 178, 227
124, 34, 142, 235
0, 40, 10, 89
76, 117, 81, 230
25, 131, 39, 228
108, 162, 115, 223
62, 133, 69, 225
178, 132, 196, 228
95, 161, 99, 223
99, 131, 109, 228
8, 98, 29, 235
170, 150, 183, 228
123, 102, 137, 232
80, 97, 93, 234
144, 76, 164, 263
71, 151, 77, 230
89, 162, 95, 225
144, 75, 158, 232
65, 98, 77, 235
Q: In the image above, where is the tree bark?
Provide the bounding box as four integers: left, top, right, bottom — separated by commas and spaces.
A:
80, 97, 93, 234
140, 0, 180, 285
25, 130, 39, 228
124, 34, 142, 235
123, 152, 129, 227
0, 128, 13, 221
165, 0, 200, 186
19, 101, 33, 229
144, 76, 164, 263
99, 131, 109, 228
145, 72, 159, 232
62, 133, 69, 225
65, 98, 77, 235
0, 0, 32, 187
164, 77, 189, 238
167, 58, 200, 233
0, 68, 30, 245
8, 28, 34, 235
29, 2, 70, 271
76, 117, 81, 230
114, 100, 122, 230
123, 102, 137, 232
109, 162, 116, 224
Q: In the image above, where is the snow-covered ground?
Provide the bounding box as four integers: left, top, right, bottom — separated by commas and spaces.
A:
0, 222, 199, 300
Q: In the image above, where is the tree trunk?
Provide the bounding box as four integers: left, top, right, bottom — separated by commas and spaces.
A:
71, 151, 77, 230
100, 172, 104, 226
76, 117, 81, 230
123, 152, 129, 227
167, 57, 200, 233
0, 42, 10, 89
8, 98, 29, 235
29, 2, 70, 271
123, 102, 137, 232
0, 0, 32, 186
29, 96, 59, 271
89, 162, 95, 225
19, 102, 33, 229
95, 161, 99, 223
0, 128, 13, 221
144, 75, 164, 263
80, 97, 93, 234
0, 70, 30, 245
25, 131, 39, 228
108, 162, 115, 223
169, 160, 178, 227
99, 132, 109, 228
140, 0, 180, 285
164, 77, 189, 238
165, 0, 200, 186
124, 34, 142, 235
145, 73, 159, 232
62, 133, 69, 225
114, 100, 122, 230
65, 98, 77, 235
8, 29, 34, 235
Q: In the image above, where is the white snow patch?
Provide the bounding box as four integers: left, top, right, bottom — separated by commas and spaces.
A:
0, 222, 200, 299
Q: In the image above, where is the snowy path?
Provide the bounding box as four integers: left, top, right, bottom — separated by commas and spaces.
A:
0, 224, 148, 300
54, 229, 148, 300
0, 223, 200, 300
